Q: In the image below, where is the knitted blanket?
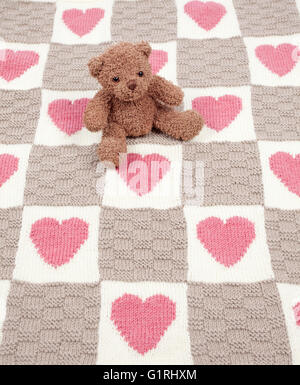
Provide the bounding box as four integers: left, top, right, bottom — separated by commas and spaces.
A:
0, 0, 300, 365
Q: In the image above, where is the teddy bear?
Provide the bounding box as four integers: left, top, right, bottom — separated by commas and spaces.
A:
84, 41, 204, 166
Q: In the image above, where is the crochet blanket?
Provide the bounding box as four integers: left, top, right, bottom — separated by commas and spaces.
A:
0, 0, 300, 365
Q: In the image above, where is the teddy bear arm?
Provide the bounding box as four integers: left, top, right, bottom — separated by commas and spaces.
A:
84, 90, 110, 132
148, 75, 184, 106
99, 123, 127, 167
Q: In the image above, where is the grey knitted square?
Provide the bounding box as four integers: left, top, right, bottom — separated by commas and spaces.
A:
252, 86, 300, 140
187, 281, 292, 365
0, 89, 41, 144
0, 1, 56, 43
24, 145, 101, 206
0, 282, 101, 365
183, 142, 263, 206
0, 207, 22, 280
99, 207, 188, 282
111, 0, 177, 42
233, 0, 300, 37
265, 208, 300, 284
43, 43, 112, 91
177, 38, 250, 87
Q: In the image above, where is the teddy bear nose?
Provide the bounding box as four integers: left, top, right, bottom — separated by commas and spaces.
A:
127, 80, 137, 90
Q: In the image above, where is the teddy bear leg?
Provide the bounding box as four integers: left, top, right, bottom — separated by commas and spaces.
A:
154, 104, 204, 141
98, 123, 127, 167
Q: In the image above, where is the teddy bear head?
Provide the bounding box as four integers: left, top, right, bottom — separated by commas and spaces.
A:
88, 42, 153, 102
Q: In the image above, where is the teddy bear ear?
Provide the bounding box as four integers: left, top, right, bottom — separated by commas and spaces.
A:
88, 56, 104, 78
135, 41, 152, 58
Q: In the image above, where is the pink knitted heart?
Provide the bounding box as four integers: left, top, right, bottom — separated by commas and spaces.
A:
62, 8, 105, 37
0, 50, 39, 82
197, 217, 255, 267
255, 44, 297, 77
111, 294, 176, 355
269, 152, 300, 198
293, 302, 300, 327
184, 1, 226, 31
48, 98, 90, 136
149, 50, 168, 75
30, 218, 89, 268
0, 154, 19, 188
117, 153, 171, 196
192, 95, 242, 132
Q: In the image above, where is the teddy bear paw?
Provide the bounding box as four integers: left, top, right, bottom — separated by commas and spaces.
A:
179, 110, 204, 141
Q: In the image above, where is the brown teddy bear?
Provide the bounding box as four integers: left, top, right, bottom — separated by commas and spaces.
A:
84, 41, 203, 166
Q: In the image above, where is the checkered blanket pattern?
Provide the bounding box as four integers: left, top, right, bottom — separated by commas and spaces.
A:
0, 0, 300, 365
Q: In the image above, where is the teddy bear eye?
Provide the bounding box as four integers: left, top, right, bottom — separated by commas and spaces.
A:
138, 71, 143, 77
112, 76, 119, 82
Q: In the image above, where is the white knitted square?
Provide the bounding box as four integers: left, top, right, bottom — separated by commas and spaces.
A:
0, 144, 31, 208
13, 206, 100, 283
149, 41, 178, 85
244, 35, 300, 86
0, 42, 49, 90
102, 144, 183, 209
97, 281, 192, 364
258, 141, 300, 210
51, 1, 112, 45
176, 0, 241, 39
183, 86, 256, 143
184, 205, 274, 283
34, 89, 102, 146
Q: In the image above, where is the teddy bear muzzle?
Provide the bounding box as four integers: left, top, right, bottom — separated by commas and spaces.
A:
127, 80, 137, 91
